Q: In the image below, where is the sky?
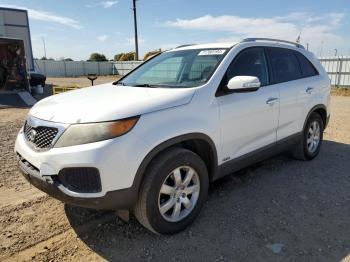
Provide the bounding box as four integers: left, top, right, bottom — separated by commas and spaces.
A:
1, 0, 349, 60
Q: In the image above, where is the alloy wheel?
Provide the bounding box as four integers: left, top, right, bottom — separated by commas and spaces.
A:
158, 166, 200, 222
307, 120, 321, 153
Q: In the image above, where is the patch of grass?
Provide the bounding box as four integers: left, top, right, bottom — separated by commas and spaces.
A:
331, 87, 350, 97
52, 85, 81, 95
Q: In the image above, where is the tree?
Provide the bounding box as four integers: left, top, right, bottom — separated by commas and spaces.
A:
143, 49, 161, 61
59, 57, 73, 61
119, 52, 136, 61
88, 53, 107, 62
114, 53, 125, 61
41, 56, 55, 61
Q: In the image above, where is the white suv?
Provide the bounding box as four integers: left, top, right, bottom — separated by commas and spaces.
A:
15, 38, 330, 234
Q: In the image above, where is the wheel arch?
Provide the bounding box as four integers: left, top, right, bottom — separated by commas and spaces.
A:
132, 133, 218, 195
303, 104, 327, 131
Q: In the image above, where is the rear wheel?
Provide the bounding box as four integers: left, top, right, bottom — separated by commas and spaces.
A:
134, 147, 208, 234
292, 112, 324, 160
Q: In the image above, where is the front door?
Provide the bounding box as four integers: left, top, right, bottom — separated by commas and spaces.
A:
217, 47, 279, 164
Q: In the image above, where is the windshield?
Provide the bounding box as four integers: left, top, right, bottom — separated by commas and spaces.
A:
117, 48, 228, 88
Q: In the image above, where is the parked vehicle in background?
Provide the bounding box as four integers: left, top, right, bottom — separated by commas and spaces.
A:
15, 38, 330, 234
29, 72, 46, 93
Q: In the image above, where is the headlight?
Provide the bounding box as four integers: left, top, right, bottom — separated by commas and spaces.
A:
54, 116, 139, 148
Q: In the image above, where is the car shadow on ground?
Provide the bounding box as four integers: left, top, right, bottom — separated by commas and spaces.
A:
65, 140, 350, 261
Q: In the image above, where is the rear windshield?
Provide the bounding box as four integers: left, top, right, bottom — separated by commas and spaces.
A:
117, 49, 228, 88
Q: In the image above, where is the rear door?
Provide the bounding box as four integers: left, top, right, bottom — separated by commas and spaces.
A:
267, 47, 318, 141
217, 47, 279, 162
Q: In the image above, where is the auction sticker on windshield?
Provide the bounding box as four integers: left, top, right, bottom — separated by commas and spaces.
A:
198, 49, 226, 56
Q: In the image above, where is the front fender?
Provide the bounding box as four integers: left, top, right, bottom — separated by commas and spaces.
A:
129, 101, 221, 194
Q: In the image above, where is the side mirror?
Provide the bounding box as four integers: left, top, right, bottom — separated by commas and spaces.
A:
227, 76, 261, 92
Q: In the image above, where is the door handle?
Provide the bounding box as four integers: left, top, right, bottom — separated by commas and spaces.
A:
266, 97, 279, 105
306, 87, 314, 94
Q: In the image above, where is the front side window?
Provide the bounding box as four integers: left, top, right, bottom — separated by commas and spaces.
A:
268, 47, 302, 84
225, 47, 269, 86
118, 49, 228, 88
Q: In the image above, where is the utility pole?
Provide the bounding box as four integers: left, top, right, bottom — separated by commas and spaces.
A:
132, 0, 139, 61
42, 37, 47, 58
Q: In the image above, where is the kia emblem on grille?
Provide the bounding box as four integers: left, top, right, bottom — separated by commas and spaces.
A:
28, 129, 37, 142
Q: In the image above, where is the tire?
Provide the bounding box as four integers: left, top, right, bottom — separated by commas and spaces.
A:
292, 112, 324, 160
134, 147, 209, 234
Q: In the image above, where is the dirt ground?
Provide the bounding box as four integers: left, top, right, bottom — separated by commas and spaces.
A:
46, 76, 119, 88
0, 95, 350, 262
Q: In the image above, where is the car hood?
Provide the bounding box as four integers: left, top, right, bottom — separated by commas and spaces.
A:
30, 83, 196, 124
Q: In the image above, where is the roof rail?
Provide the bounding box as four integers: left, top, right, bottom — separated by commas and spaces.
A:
241, 38, 305, 49
175, 44, 196, 49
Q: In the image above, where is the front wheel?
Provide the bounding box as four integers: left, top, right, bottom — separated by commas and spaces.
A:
292, 112, 324, 160
134, 148, 209, 234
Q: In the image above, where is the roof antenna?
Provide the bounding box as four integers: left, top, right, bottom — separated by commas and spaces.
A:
295, 32, 301, 44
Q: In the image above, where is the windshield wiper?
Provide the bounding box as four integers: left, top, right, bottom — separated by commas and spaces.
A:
132, 83, 159, 88
113, 80, 126, 86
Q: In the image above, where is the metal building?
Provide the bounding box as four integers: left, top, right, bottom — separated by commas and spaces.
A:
0, 7, 34, 71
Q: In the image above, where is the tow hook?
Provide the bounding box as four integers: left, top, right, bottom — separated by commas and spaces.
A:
43, 175, 54, 185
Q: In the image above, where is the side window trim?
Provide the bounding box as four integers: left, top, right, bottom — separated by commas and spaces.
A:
266, 47, 281, 85
260, 48, 270, 86
215, 46, 271, 97
292, 51, 304, 79
264, 47, 275, 85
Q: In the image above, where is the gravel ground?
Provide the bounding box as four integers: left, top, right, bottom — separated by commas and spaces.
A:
0, 95, 349, 262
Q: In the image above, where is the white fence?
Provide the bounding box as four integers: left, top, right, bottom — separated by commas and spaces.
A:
34, 60, 142, 77
319, 57, 350, 87
35, 58, 350, 87
113, 61, 143, 76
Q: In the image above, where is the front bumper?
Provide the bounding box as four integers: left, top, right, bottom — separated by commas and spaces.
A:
15, 128, 150, 210
18, 156, 137, 209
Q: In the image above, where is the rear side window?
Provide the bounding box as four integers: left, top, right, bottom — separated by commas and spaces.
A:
294, 52, 319, 77
268, 48, 302, 84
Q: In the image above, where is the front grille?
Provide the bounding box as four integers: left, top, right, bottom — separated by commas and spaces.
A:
24, 121, 59, 150
58, 168, 102, 193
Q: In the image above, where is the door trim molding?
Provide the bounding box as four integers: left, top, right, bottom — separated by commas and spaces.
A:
215, 132, 301, 180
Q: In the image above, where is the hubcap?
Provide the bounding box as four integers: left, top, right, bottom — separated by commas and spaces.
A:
307, 120, 321, 153
158, 166, 200, 222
